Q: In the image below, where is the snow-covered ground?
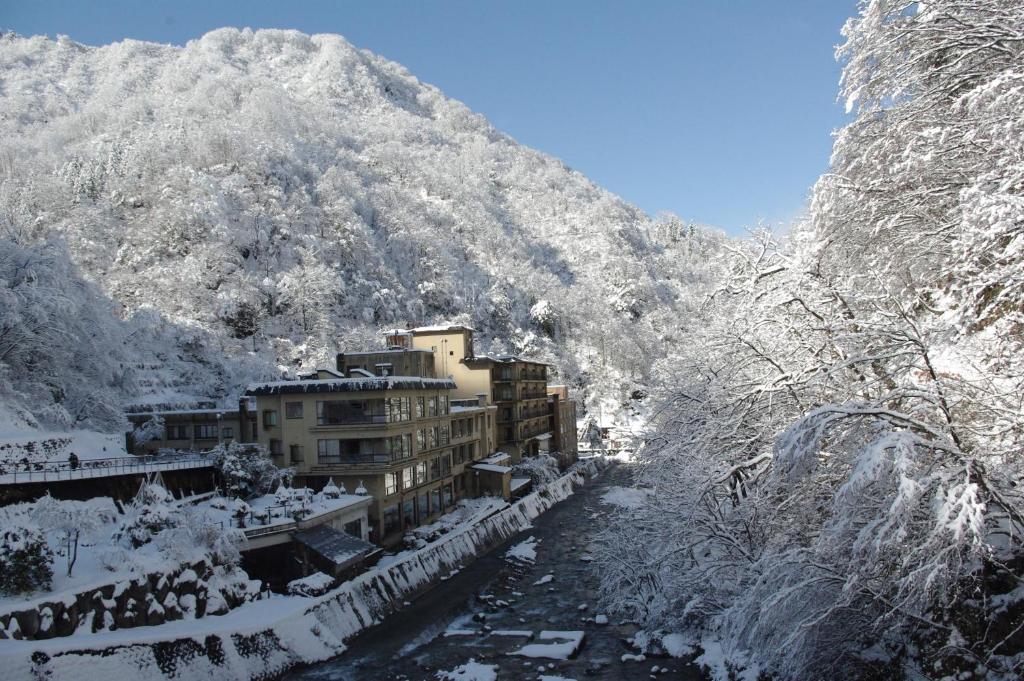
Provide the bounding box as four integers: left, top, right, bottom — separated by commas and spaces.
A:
599, 485, 650, 509
0, 429, 128, 467
0, 485, 363, 617
0, 496, 208, 615
2, 463, 603, 680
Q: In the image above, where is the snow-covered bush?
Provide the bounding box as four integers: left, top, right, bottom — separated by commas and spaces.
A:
321, 478, 342, 499
114, 482, 176, 548
154, 509, 244, 567
512, 452, 560, 486
0, 522, 54, 595
212, 443, 291, 499
286, 572, 335, 597
131, 415, 165, 445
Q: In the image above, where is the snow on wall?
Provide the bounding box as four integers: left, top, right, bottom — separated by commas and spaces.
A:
3, 460, 606, 680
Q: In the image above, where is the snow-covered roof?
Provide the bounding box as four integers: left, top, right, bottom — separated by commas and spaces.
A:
450, 404, 485, 414
293, 525, 377, 568
479, 452, 511, 465
343, 348, 433, 356
511, 477, 532, 492
408, 324, 476, 334
125, 408, 238, 417
245, 376, 456, 395
472, 462, 513, 474
466, 354, 550, 366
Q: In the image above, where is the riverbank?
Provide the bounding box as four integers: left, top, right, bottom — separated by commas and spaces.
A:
288, 459, 705, 680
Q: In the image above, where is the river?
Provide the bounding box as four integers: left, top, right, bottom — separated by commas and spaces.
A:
286, 462, 704, 680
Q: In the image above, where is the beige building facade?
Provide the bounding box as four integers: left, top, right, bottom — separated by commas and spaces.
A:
241, 375, 497, 547
384, 326, 557, 462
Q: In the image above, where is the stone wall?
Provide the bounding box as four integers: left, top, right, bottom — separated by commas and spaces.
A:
0, 559, 258, 641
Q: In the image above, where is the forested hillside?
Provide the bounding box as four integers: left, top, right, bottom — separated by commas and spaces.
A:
0, 28, 721, 432
597, 2, 1024, 679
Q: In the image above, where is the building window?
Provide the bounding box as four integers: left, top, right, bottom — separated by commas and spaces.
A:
415, 461, 427, 485
440, 453, 451, 477
454, 445, 466, 465
415, 397, 425, 418
386, 397, 411, 423
430, 487, 441, 515
270, 439, 283, 457
383, 504, 401, 536
385, 472, 398, 496
417, 492, 430, 522
289, 444, 304, 463
222, 426, 234, 438
428, 427, 437, 449
443, 483, 453, 508
439, 396, 448, 415
468, 443, 476, 460
344, 519, 362, 538
195, 424, 218, 439
427, 397, 438, 417
390, 433, 412, 459
167, 424, 189, 440
416, 429, 427, 451
439, 424, 449, 445
376, 363, 393, 377
263, 410, 278, 427
403, 498, 415, 530
317, 400, 385, 425
403, 466, 414, 490
430, 457, 441, 480
286, 402, 304, 419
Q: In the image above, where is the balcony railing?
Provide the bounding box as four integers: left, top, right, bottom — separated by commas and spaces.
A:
317, 451, 397, 466
520, 391, 548, 400
317, 412, 388, 426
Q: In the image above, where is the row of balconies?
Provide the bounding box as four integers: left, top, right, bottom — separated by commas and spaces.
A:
493, 370, 547, 382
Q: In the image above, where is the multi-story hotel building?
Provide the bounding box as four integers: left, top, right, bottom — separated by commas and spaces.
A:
240, 369, 498, 547
383, 325, 559, 463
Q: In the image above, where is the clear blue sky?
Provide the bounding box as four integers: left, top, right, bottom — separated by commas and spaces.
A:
2, 0, 856, 235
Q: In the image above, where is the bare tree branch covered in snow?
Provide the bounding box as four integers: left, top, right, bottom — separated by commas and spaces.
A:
596, 2, 1024, 678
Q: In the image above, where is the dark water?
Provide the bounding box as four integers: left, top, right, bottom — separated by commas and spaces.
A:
285, 463, 704, 681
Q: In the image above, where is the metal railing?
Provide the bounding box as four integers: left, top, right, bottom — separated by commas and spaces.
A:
0, 452, 215, 484
316, 412, 388, 425
316, 451, 397, 466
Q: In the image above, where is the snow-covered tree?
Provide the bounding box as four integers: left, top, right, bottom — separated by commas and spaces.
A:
211, 442, 291, 499
0, 521, 53, 595
32, 495, 114, 577
597, 2, 1024, 678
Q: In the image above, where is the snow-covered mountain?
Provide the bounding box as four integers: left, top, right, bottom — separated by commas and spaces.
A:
0, 28, 721, 432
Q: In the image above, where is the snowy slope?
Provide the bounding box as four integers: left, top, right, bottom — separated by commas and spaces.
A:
0, 28, 723, 432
